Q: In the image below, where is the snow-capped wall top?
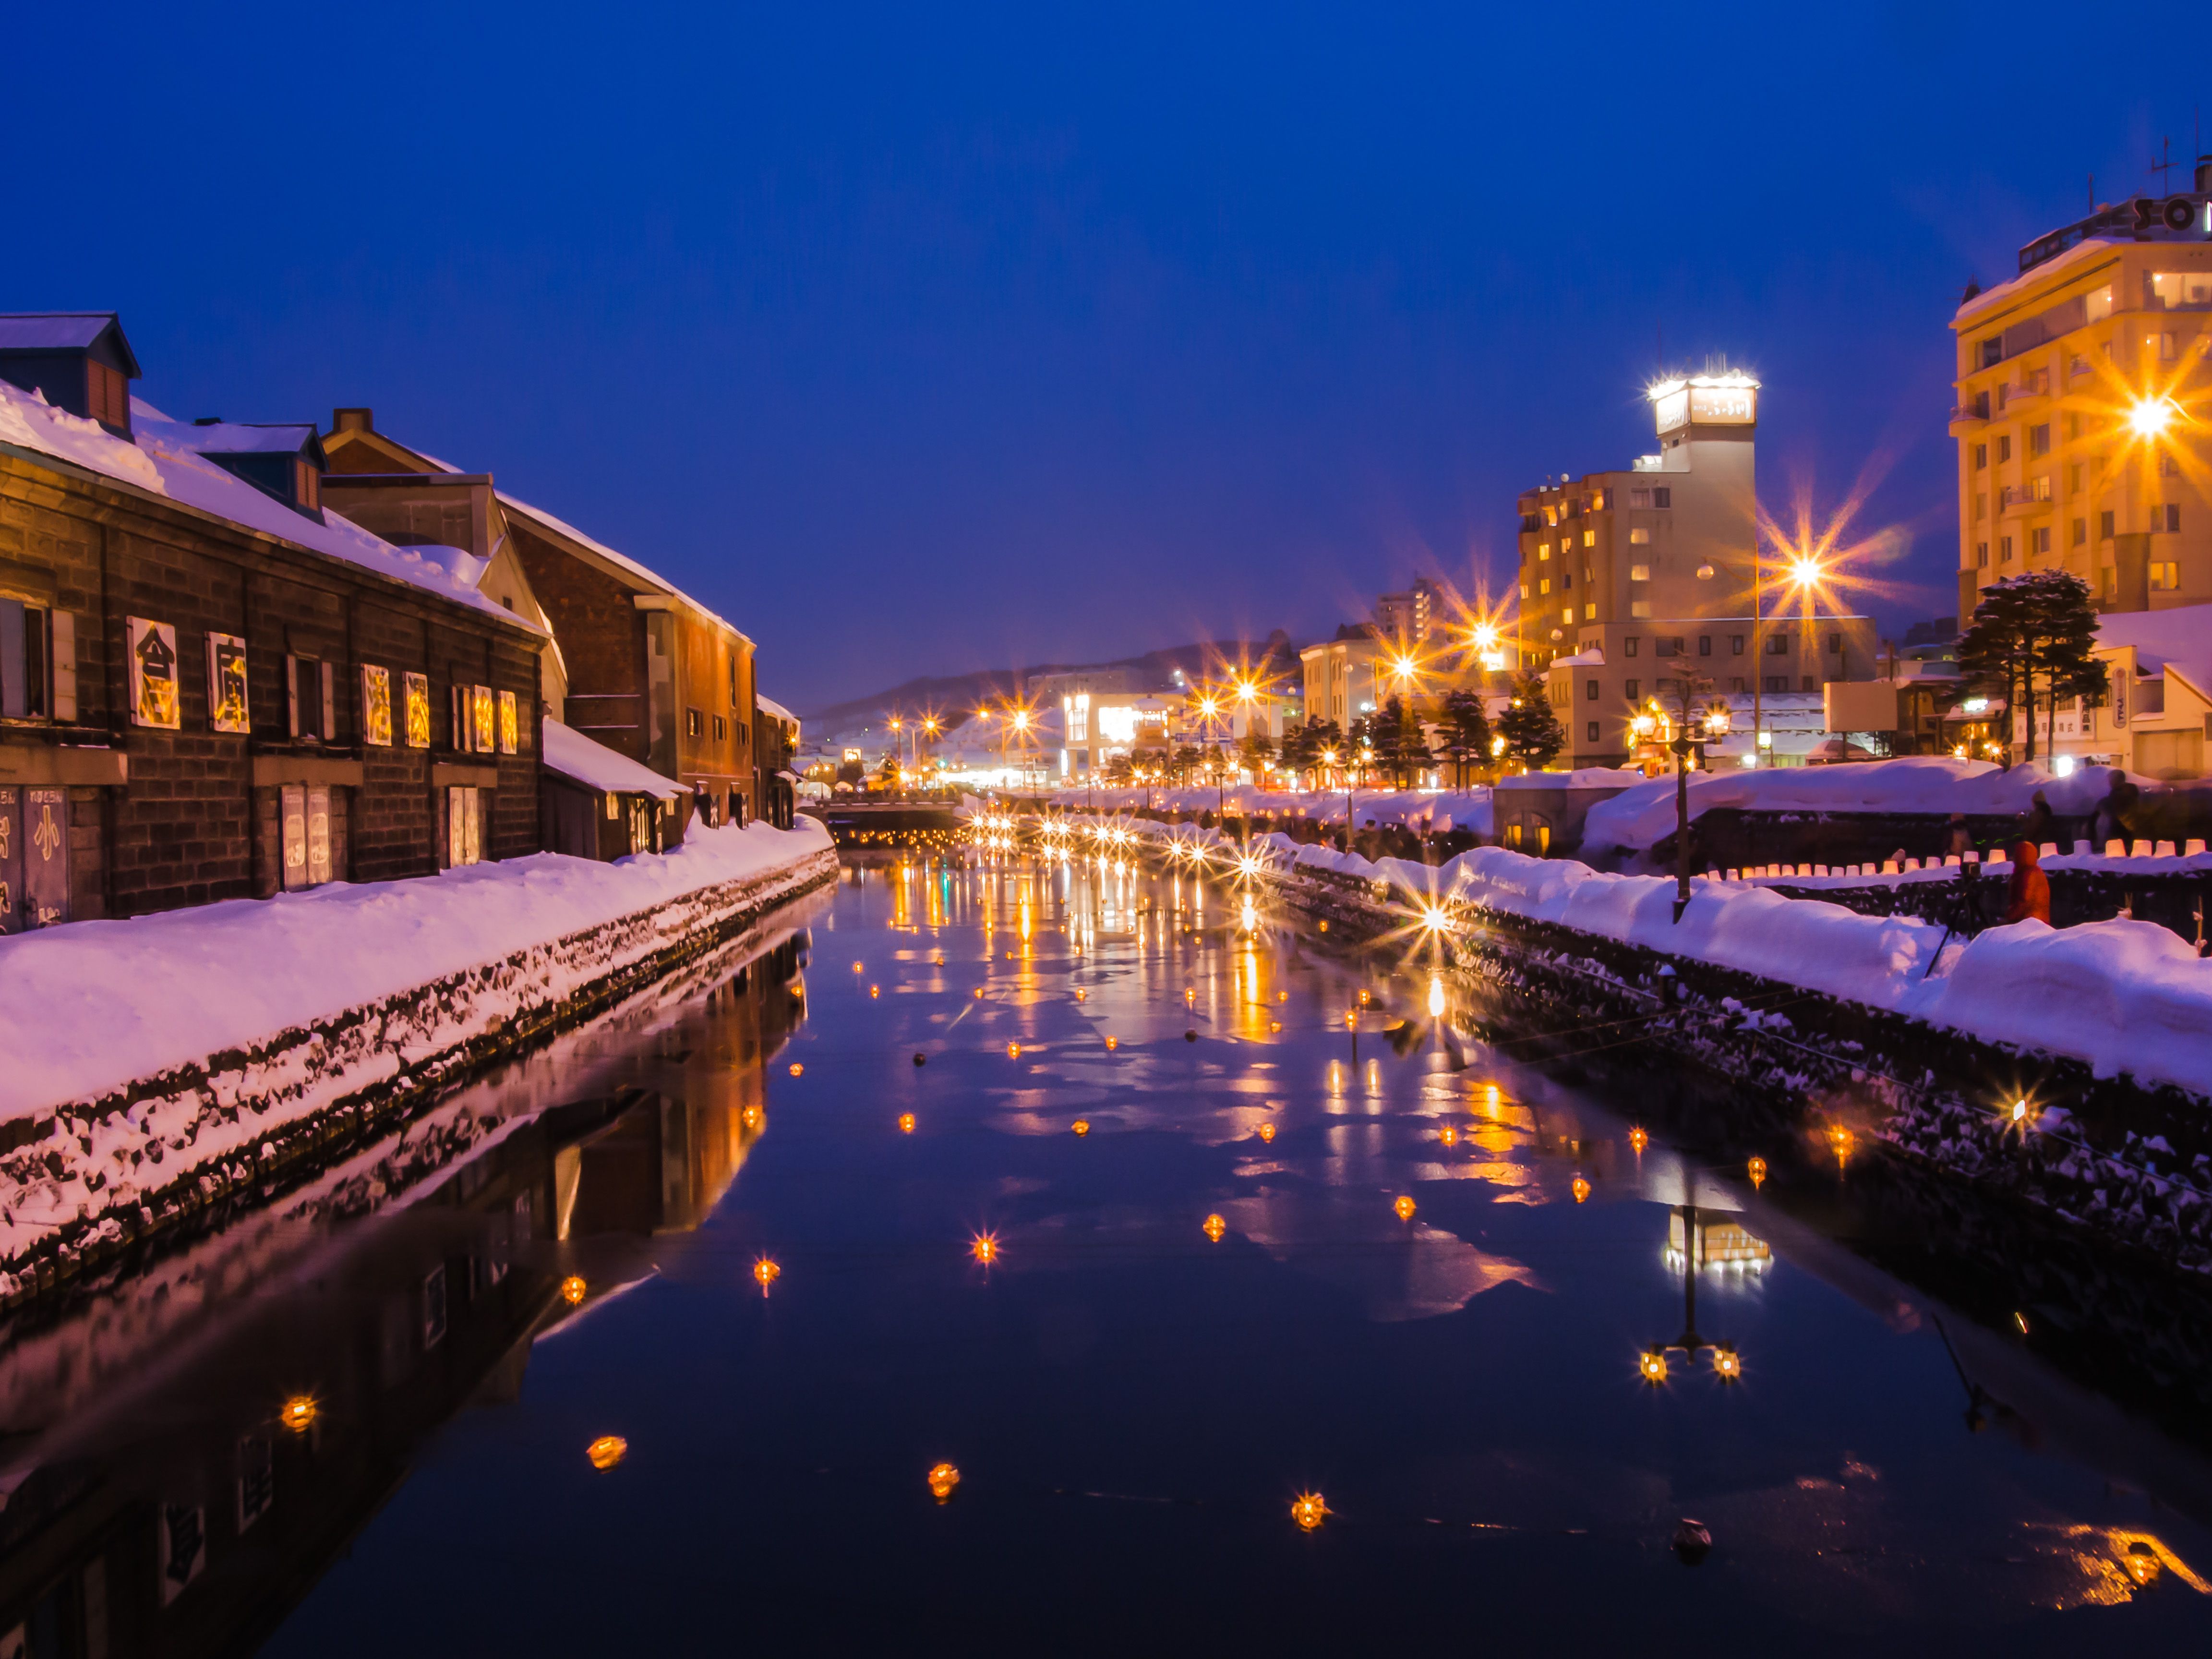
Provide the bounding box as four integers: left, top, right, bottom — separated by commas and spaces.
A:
1579, 755, 2147, 856
496, 489, 745, 643
542, 719, 689, 800
757, 694, 797, 727
2097, 603, 2212, 699
0, 379, 532, 627
1494, 768, 1643, 792
179, 419, 320, 456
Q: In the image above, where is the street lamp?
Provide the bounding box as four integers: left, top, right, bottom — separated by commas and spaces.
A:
1667, 702, 1728, 922
1640, 1203, 1743, 1389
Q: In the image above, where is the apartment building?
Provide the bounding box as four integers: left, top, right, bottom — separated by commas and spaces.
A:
1950, 160, 2212, 625
1523, 371, 1876, 768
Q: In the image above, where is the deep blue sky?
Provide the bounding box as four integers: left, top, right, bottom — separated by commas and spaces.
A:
15, 4, 2208, 711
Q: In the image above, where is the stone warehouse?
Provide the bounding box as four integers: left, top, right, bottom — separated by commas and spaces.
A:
0, 313, 548, 927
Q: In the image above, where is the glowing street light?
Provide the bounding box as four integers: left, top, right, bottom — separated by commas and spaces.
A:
2128, 395, 2176, 440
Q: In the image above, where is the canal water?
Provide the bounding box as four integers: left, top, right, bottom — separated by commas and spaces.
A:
5, 851, 2212, 1656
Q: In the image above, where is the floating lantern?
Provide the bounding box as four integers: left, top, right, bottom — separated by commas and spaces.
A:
1318, 920, 1328, 933
1571, 1177, 1592, 1204
753, 1257, 781, 1293
1394, 1195, 1416, 1222
852, 962, 863, 974
1440, 1123, 1459, 1148
1258, 1123, 1276, 1143
1278, 991, 1288, 1001
1747, 1156, 1767, 1189
1629, 1127, 1648, 1154
1291, 1491, 1329, 1531
1358, 989, 1370, 1006
1185, 988, 1196, 1006
1270, 1021, 1282, 1032
969, 1232, 1000, 1265
1828, 1125, 1854, 1167
788, 1062, 804, 1077
1712, 1346, 1742, 1381
973, 987, 986, 999
899, 1113, 916, 1134
587, 1435, 628, 1470
927, 1462, 961, 1503
870, 985, 880, 998
1638, 1350, 1668, 1384
1106, 1036, 1118, 1051
1072, 1119, 1091, 1137
1075, 988, 1087, 1002
560, 1274, 588, 1306
1007, 1041, 1022, 1058
281, 1395, 317, 1433
1202, 1213, 1228, 1242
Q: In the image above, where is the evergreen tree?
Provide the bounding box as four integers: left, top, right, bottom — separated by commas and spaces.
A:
1376, 696, 1434, 785
1957, 571, 2107, 763
1102, 753, 1135, 786
1438, 688, 1491, 788
1497, 669, 1566, 770
1239, 728, 1277, 778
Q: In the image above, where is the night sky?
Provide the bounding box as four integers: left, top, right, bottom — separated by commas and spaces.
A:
15, 4, 2207, 712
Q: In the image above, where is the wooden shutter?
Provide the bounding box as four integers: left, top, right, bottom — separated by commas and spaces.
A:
48, 612, 74, 721
320, 661, 336, 742
286, 654, 301, 737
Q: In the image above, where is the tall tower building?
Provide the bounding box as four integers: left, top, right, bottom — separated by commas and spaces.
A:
1949, 160, 2212, 622
1518, 371, 1876, 768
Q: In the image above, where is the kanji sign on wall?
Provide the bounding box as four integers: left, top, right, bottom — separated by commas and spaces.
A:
205, 632, 249, 733
129, 616, 180, 729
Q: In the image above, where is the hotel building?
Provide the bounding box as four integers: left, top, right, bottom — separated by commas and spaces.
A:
1523, 372, 1876, 769
1949, 160, 2212, 626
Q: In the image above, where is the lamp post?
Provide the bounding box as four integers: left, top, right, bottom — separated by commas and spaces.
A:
1640, 1203, 1743, 1391
1669, 703, 1728, 923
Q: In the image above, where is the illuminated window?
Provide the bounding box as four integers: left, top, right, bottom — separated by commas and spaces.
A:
1630, 601, 1651, 618
1560, 607, 1573, 624
1539, 578, 1551, 596
2147, 331, 2177, 361
1629, 564, 1650, 581
1518, 582, 1529, 598
1582, 529, 1596, 547
2151, 561, 2180, 589
2086, 284, 2113, 322
2031, 475, 2051, 501
1584, 603, 1596, 620
1629, 528, 1651, 545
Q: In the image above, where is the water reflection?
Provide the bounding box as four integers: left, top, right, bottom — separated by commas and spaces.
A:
0, 925, 810, 1658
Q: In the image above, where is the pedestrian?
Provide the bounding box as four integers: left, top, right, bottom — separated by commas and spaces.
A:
1945, 812, 1972, 859
2092, 771, 2140, 851
2001, 839, 2051, 926
2020, 790, 2053, 847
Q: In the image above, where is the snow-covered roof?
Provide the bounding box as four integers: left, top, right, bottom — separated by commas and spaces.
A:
0, 382, 530, 627
0, 313, 136, 369
2097, 603, 2212, 702
495, 489, 750, 645
1495, 768, 1643, 792
541, 719, 690, 800
757, 693, 797, 726
186, 419, 319, 456
1549, 649, 1604, 668
1953, 238, 2120, 326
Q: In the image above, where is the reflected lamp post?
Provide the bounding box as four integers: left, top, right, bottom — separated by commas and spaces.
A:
1640, 1203, 1743, 1386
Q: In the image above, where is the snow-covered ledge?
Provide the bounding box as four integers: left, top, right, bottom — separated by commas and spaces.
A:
0, 820, 834, 1298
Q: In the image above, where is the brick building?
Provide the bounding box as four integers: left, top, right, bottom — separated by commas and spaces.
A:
321, 411, 760, 825
0, 315, 548, 929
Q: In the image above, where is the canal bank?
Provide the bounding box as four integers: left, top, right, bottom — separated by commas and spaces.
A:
0, 820, 835, 1306
1020, 813, 2212, 1278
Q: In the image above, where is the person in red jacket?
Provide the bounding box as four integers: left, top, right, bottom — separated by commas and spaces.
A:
2002, 839, 2051, 926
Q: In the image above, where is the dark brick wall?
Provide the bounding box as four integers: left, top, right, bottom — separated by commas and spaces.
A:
0, 452, 547, 921
511, 523, 646, 760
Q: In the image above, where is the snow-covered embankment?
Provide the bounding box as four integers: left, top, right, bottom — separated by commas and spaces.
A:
0, 820, 834, 1293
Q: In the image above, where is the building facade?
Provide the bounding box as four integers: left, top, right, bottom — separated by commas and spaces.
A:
1523, 372, 1877, 768
321, 411, 759, 824
1299, 624, 1384, 733
1950, 164, 2212, 631
0, 321, 545, 930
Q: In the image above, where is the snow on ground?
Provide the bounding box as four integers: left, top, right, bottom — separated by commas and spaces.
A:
0, 818, 830, 1121
1393, 846, 2212, 1102
1579, 757, 2146, 858
1046, 783, 1494, 835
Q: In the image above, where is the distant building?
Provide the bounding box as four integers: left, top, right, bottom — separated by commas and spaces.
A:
1299, 623, 1385, 732
1373, 577, 1443, 648
1523, 370, 1877, 769
1950, 161, 2212, 628
2035, 601, 2212, 779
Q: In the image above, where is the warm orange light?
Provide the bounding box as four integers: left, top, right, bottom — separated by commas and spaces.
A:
1007, 1041, 1021, 1058
899, 1112, 916, 1134
752, 1257, 781, 1293
1257, 1122, 1276, 1143
2128, 395, 2176, 440
1638, 1350, 1668, 1384
281, 1395, 317, 1433
587, 1435, 629, 1470
974, 987, 986, 999
788, 1062, 804, 1077
560, 1274, 588, 1306
1571, 1177, 1592, 1204
1074, 988, 1087, 1002
1071, 1118, 1091, 1137
1105, 1035, 1118, 1051
1828, 1125, 1854, 1167
869, 984, 880, 998
1393, 1195, 1416, 1222
741, 1105, 764, 1132
927, 1461, 961, 1502
1439, 1123, 1459, 1147
1747, 1156, 1767, 1189
852, 961, 864, 974
1628, 1127, 1648, 1154
969, 1232, 1000, 1265
1713, 1346, 1742, 1381
1202, 1213, 1228, 1242
1291, 1491, 1329, 1531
